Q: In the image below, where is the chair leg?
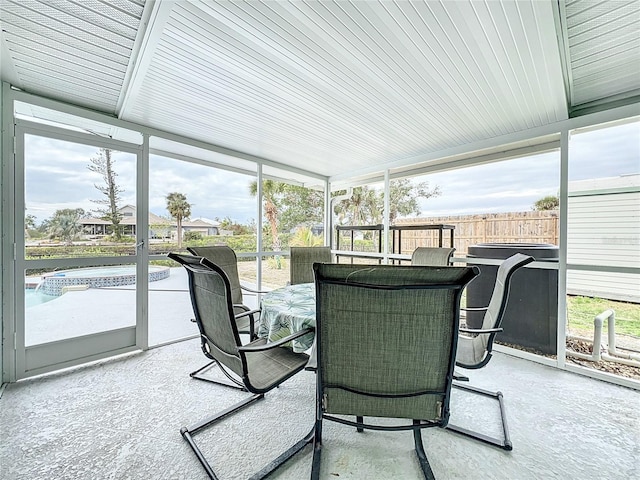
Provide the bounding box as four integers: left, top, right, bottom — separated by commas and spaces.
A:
190, 360, 246, 390
182, 394, 263, 479
446, 382, 513, 451
356, 416, 364, 433
249, 427, 315, 480
181, 394, 313, 480
310, 419, 323, 480
413, 421, 436, 480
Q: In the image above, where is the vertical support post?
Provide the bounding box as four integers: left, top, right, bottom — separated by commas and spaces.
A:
557, 129, 569, 368
1, 82, 17, 382
383, 170, 390, 264
136, 133, 149, 350
256, 164, 263, 291
324, 179, 331, 248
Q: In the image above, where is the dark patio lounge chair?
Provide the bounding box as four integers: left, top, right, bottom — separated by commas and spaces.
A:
186, 246, 267, 382
311, 263, 479, 479
289, 246, 332, 285
168, 253, 313, 479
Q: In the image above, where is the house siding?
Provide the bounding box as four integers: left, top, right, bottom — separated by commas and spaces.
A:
567, 176, 640, 302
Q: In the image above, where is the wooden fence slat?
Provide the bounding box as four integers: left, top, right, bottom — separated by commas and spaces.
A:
395, 211, 559, 255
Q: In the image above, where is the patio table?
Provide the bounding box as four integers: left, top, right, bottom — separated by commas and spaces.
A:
257, 282, 316, 353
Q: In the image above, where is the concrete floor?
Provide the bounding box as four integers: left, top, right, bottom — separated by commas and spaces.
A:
1, 338, 638, 480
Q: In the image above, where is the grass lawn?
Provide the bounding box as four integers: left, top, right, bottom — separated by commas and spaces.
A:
567, 295, 640, 337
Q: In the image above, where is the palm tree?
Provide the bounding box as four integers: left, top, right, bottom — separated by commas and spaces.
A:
47, 208, 84, 245
337, 186, 381, 226
166, 192, 191, 248
289, 226, 323, 247
249, 180, 286, 252
249, 180, 287, 268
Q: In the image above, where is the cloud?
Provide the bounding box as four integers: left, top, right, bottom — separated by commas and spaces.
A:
412, 121, 639, 217
149, 155, 256, 222
21, 119, 639, 225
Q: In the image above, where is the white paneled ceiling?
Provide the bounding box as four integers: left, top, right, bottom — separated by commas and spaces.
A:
560, 0, 640, 113
1, 0, 145, 113
1, 0, 639, 181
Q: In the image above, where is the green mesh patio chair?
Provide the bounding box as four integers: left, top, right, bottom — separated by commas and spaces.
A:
187, 246, 268, 381
168, 253, 313, 479
311, 263, 479, 480
411, 247, 456, 266
289, 246, 332, 285
187, 246, 269, 317
447, 253, 534, 451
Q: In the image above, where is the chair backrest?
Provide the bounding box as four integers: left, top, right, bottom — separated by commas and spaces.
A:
169, 252, 243, 376
290, 246, 332, 285
187, 246, 244, 306
314, 263, 478, 423
411, 247, 455, 266
456, 253, 534, 368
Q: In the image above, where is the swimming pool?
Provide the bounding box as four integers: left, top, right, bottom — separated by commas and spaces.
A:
25, 289, 57, 308
37, 265, 170, 296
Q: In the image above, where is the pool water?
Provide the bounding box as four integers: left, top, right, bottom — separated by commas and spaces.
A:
25, 289, 57, 308
52, 266, 154, 277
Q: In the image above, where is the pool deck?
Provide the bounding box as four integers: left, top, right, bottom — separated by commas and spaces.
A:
24, 267, 260, 347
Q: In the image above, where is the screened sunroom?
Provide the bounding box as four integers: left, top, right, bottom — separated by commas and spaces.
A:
1, 1, 639, 479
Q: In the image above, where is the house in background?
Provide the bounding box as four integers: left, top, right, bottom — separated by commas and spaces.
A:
183, 218, 221, 237
80, 205, 220, 240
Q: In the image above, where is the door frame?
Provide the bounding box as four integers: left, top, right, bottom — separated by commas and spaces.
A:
10, 119, 148, 380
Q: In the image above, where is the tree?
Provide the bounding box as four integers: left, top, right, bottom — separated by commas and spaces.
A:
335, 179, 441, 225
166, 192, 191, 248
533, 195, 559, 211
88, 148, 124, 239
216, 216, 253, 235
388, 179, 441, 223
280, 185, 324, 232
25, 214, 37, 239
47, 208, 85, 245
336, 186, 381, 226
25, 214, 37, 230
183, 230, 202, 242
249, 180, 286, 252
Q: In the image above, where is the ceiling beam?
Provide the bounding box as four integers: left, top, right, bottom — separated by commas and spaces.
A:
116, 0, 173, 118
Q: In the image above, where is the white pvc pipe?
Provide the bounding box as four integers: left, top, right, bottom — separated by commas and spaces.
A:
605, 310, 640, 362
566, 309, 640, 368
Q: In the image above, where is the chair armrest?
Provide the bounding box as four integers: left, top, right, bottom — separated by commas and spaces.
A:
459, 327, 503, 334
238, 327, 314, 352
241, 285, 271, 295
305, 339, 317, 371
453, 370, 469, 382
234, 308, 261, 320
461, 307, 488, 312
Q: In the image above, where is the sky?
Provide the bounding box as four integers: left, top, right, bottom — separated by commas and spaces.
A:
23, 121, 639, 226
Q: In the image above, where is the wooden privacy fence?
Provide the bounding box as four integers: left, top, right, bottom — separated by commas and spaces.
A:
394, 211, 559, 255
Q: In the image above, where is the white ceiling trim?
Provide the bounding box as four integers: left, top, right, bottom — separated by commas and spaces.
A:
329, 101, 640, 184
115, 0, 158, 115
117, 0, 173, 118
